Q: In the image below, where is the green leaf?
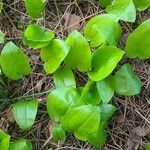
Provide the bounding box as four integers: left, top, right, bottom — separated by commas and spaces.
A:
24, 0, 46, 18
53, 66, 76, 88
88, 121, 107, 147
61, 105, 100, 141
0, 2, 3, 12
64, 30, 91, 71
0, 129, 10, 150
113, 64, 142, 96
88, 46, 124, 81
46, 87, 83, 120
100, 104, 117, 122
106, 0, 136, 22
133, 0, 150, 11
125, 19, 150, 59
99, 0, 112, 8
0, 42, 32, 80
96, 75, 114, 103
12, 99, 38, 129
81, 81, 101, 105
145, 143, 150, 150
84, 14, 122, 47
0, 30, 4, 44
8, 139, 32, 150
52, 125, 66, 142
23, 24, 54, 49
40, 39, 70, 74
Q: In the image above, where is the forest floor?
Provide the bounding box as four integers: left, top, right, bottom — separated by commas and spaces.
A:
0, 0, 150, 150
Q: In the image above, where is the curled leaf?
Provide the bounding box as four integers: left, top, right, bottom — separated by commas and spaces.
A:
88, 46, 124, 81
41, 39, 70, 74
0, 42, 31, 80
23, 24, 54, 49
64, 30, 91, 71
84, 14, 122, 47
106, 0, 136, 22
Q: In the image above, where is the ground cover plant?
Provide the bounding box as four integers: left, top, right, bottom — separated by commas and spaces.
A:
0, 0, 150, 149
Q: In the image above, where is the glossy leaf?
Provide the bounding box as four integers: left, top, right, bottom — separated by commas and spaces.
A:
0, 42, 31, 80
12, 99, 38, 129
88, 46, 124, 81
23, 24, 54, 49
24, 0, 46, 18
106, 0, 136, 22
81, 81, 101, 105
61, 105, 100, 141
53, 66, 76, 88
41, 39, 70, 73
0, 30, 4, 44
84, 14, 122, 47
88, 121, 107, 147
100, 104, 117, 122
0, 129, 10, 150
125, 19, 150, 59
99, 0, 112, 7
52, 125, 66, 142
46, 87, 83, 120
96, 75, 114, 103
8, 139, 32, 150
133, 0, 150, 11
64, 30, 91, 71
113, 64, 142, 96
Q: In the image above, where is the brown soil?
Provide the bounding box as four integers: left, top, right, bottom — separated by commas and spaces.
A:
0, 0, 149, 150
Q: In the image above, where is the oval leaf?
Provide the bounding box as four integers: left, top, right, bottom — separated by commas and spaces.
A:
113, 64, 142, 96
12, 99, 38, 129
84, 14, 122, 47
53, 66, 76, 88
88, 46, 124, 81
96, 75, 114, 103
61, 105, 100, 140
52, 125, 66, 142
24, 0, 46, 18
40, 39, 70, 74
0, 42, 31, 80
64, 30, 91, 71
125, 19, 150, 59
23, 24, 54, 49
0, 129, 10, 150
46, 87, 82, 120
106, 0, 136, 22
133, 0, 150, 11
8, 139, 32, 150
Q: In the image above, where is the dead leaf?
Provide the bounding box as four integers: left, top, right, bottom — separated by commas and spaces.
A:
6, 111, 15, 123
64, 12, 81, 32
